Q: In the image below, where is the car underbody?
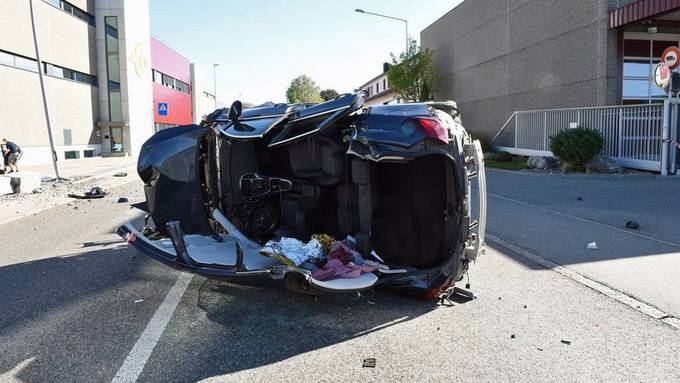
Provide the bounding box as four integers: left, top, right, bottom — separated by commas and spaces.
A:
118, 92, 486, 296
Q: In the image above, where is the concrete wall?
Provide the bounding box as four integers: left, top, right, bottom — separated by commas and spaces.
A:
421, 0, 618, 139
190, 63, 216, 124
0, 0, 99, 165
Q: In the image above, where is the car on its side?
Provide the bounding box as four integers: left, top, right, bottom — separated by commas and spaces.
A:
118, 92, 486, 297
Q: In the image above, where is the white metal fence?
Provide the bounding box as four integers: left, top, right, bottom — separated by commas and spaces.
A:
492, 104, 664, 171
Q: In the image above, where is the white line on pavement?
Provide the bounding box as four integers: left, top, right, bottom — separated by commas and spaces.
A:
111, 272, 193, 383
487, 191, 680, 249
487, 233, 680, 331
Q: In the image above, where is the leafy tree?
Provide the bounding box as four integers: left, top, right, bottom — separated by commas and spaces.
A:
388, 38, 438, 102
320, 89, 340, 101
286, 75, 323, 103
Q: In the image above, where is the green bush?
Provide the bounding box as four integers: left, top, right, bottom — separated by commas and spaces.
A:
549, 128, 604, 171
495, 151, 513, 162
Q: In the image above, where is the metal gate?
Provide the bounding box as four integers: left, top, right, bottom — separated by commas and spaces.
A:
492, 104, 665, 172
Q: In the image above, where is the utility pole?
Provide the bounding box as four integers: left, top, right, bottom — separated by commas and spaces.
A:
29, 0, 61, 180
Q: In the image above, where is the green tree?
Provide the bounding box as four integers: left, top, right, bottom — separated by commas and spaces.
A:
388, 38, 438, 102
320, 89, 339, 101
286, 75, 323, 103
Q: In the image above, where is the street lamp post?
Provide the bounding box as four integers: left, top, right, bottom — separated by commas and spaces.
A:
213, 63, 219, 109
29, 0, 61, 180
355, 8, 408, 55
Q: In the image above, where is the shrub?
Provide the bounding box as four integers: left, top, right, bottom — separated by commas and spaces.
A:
495, 151, 513, 162
549, 128, 604, 171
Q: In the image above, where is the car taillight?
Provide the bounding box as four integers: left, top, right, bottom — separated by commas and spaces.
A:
406, 117, 448, 144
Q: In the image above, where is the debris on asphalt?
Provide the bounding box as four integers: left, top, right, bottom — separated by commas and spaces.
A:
113, 172, 128, 177
586, 242, 598, 250
577, 196, 583, 201
510, 334, 517, 339
362, 358, 376, 368
32, 188, 43, 194
117, 197, 129, 203
523, 305, 528, 309
68, 186, 107, 199
498, 297, 502, 300
367, 300, 375, 305
561, 340, 572, 345
134, 299, 145, 304
537, 348, 544, 351
625, 220, 640, 230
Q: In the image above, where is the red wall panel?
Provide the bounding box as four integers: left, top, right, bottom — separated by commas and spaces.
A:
150, 37, 193, 125
153, 83, 193, 125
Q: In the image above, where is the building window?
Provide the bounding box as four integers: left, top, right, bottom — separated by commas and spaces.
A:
623, 38, 679, 104
105, 16, 123, 122
383, 78, 387, 90
83, 150, 94, 158
1, 49, 96, 85
43, 0, 95, 26
152, 69, 163, 84
376, 82, 380, 93
152, 69, 191, 94
64, 150, 80, 160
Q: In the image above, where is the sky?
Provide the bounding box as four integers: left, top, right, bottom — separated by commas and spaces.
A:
149, 0, 462, 105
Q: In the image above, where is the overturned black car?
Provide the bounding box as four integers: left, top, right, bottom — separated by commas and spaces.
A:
118, 92, 486, 297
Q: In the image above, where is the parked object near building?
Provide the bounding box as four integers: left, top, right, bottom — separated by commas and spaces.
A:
117, 92, 487, 296
422, 0, 680, 172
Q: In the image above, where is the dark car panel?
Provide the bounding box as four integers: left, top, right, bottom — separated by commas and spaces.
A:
137, 124, 212, 234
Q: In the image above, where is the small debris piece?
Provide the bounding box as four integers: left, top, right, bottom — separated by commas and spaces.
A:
586, 242, 598, 250
117, 197, 129, 203
510, 334, 516, 339
561, 340, 571, 345
625, 221, 639, 230
537, 348, 544, 351
362, 358, 376, 368
113, 172, 128, 177
576, 196, 583, 201
523, 305, 528, 309
498, 297, 502, 300
32, 188, 43, 194
367, 300, 376, 305
134, 299, 145, 304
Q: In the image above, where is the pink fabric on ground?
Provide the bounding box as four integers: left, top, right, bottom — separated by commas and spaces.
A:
311, 258, 362, 281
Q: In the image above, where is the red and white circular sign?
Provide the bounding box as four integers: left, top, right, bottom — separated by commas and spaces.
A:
655, 62, 671, 89
661, 46, 680, 69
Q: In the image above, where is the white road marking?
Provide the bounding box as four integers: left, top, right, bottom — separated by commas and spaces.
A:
487, 233, 680, 331
112, 272, 193, 383
488, 191, 680, 249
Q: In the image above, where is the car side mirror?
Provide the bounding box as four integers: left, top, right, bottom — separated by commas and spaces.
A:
228, 100, 243, 121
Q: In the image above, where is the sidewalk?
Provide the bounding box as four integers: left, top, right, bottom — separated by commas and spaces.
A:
0, 157, 138, 226
22, 157, 136, 180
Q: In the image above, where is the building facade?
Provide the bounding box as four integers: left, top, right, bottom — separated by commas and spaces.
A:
151, 37, 192, 132
358, 63, 400, 107
0, 0, 211, 166
421, 0, 680, 140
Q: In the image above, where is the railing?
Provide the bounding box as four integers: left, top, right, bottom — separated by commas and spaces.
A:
491, 104, 664, 171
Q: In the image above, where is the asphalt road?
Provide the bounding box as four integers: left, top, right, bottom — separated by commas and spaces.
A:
485, 169, 680, 319
1, 179, 679, 382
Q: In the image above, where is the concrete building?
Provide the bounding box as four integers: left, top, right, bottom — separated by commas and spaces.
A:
0, 0, 213, 166
358, 63, 400, 107
421, 0, 680, 140
190, 63, 217, 124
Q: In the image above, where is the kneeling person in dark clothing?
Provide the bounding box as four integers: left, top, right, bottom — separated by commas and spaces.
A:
2, 138, 22, 173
